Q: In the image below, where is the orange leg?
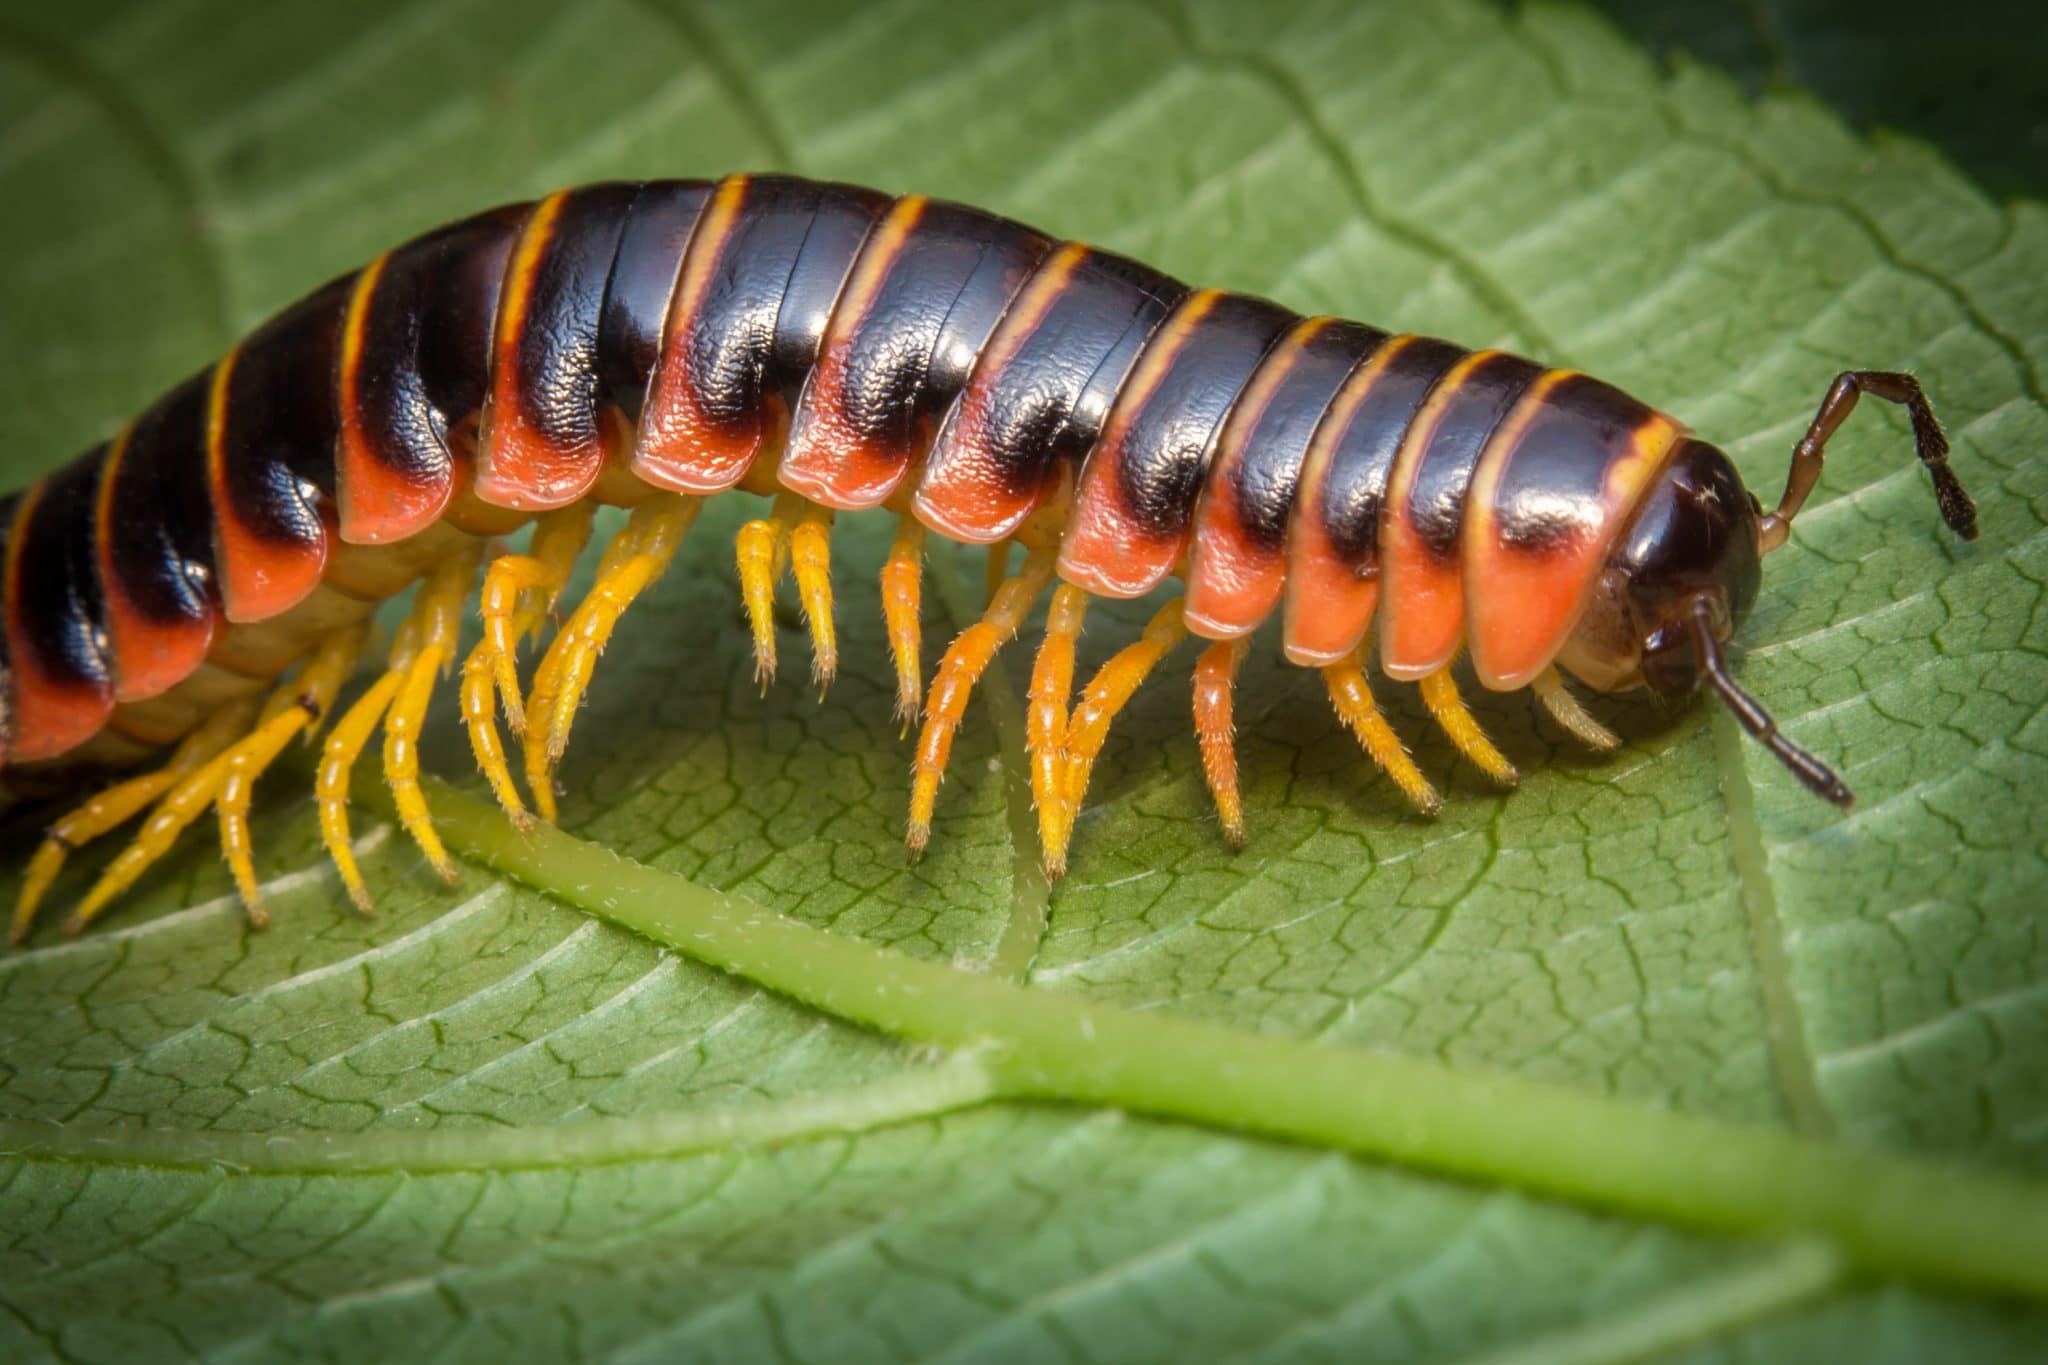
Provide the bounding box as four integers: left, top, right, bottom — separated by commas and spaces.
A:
478, 504, 598, 731
1026, 582, 1090, 865
984, 541, 1009, 607
1048, 597, 1188, 877
907, 545, 1056, 858
1322, 651, 1441, 816
320, 669, 406, 911
789, 503, 837, 691
881, 514, 925, 730
1419, 662, 1517, 786
736, 489, 803, 689
1193, 636, 1250, 850
461, 505, 597, 825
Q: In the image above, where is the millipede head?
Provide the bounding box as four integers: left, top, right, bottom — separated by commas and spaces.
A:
1557, 366, 1979, 807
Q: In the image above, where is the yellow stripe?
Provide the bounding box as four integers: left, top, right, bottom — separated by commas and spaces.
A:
969, 240, 1088, 380
92, 425, 133, 570
659, 174, 750, 359
339, 252, 389, 430
823, 194, 927, 343
92, 424, 136, 623
492, 191, 570, 376
1210, 313, 1329, 471
1290, 333, 1415, 536
1378, 347, 1496, 559
1095, 288, 1221, 447
1603, 411, 1687, 515
1461, 366, 1577, 561
204, 349, 237, 508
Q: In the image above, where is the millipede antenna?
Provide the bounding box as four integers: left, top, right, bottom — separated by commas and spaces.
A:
1758, 370, 1978, 553
1689, 595, 1854, 807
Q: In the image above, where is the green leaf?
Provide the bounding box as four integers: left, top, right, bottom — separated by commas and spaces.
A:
1, 1, 2045, 1361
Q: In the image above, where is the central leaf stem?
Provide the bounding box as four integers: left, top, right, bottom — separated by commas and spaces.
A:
385, 776, 2048, 1303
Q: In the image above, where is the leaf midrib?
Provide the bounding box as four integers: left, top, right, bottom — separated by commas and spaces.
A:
28, 772, 2020, 1301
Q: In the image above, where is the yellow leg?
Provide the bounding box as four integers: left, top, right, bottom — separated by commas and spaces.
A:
789, 503, 836, 691
461, 506, 597, 825
10, 698, 257, 944
1193, 636, 1250, 851
320, 668, 405, 912
517, 510, 657, 820
1323, 653, 1442, 817
318, 545, 481, 912
523, 494, 699, 823
736, 489, 803, 689
382, 545, 483, 888
1047, 597, 1188, 877
460, 641, 531, 829
907, 545, 1056, 858
1419, 662, 1518, 786
1534, 665, 1620, 751
479, 504, 596, 730
1027, 583, 1090, 867
65, 626, 365, 935
881, 515, 925, 731
477, 555, 554, 725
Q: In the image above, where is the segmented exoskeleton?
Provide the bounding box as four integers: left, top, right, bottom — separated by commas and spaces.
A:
0, 174, 1979, 940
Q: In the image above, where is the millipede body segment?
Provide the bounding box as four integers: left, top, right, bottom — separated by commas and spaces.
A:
0, 174, 1979, 940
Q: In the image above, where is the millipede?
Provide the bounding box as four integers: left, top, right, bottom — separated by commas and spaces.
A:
0, 173, 1979, 941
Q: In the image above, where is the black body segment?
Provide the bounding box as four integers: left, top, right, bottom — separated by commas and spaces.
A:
780, 195, 1056, 507
1318, 335, 1468, 562
339, 203, 526, 541
1406, 351, 1547, 559
4, 459, 116, 761
410, 206, 529, 440
597, 180, 713, 422
902, 201, 1056, 413
1229, 319, 1389, 549
1489, 373, 1666, 552
675, 174, 828, 434
109, 375, 219, 628
978, 244, 1185, 479
835, 198, 1052, 441
354, 210, 526, 487
914, 245, 1187, 540
764, 179, 894, 396
218, 278, 351, 547
14, 460, 112, 697
1106, 291, 1297, 540
504, 182, 640, 456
